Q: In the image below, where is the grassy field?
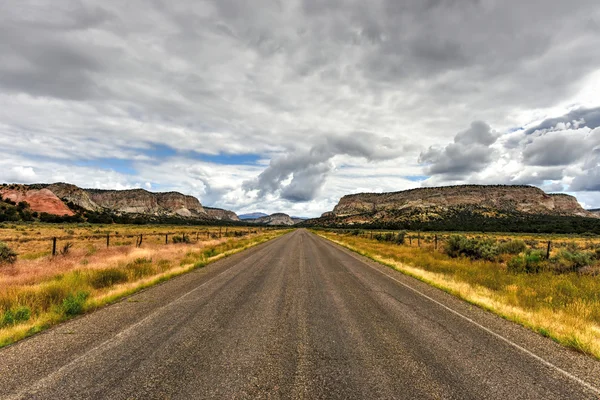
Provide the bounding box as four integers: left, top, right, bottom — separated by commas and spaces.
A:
316, 229, 600, 359
0, 223, 288, 347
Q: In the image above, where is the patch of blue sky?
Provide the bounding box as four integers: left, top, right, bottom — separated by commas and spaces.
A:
190, 152, 261, 165
404, 175, 429, 182
74, 158, 138, 175
138, 144, 261, 165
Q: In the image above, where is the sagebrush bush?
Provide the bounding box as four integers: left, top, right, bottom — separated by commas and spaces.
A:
507, 250, 545, 273
0, 241, 17, 264
445, 235, 499, 261
498, 240, 527, 255
550, 250, 595, 273
373, 232, 405, 245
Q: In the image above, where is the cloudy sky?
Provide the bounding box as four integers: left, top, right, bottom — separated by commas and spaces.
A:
1, 1, 600, 216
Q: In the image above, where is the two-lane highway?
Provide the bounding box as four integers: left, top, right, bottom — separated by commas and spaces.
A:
1, 229, 599, 399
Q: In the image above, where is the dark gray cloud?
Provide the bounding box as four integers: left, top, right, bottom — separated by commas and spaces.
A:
243, 133, 402, 201
524, 107, 600, 135
522, 133, 588, 166
419, 121, 498, 177
570, 149, 600, 191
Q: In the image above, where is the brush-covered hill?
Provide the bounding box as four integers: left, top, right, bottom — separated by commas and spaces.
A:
0, 183, 239, 224
304, 185, 600, 234
244, 213, 296, 226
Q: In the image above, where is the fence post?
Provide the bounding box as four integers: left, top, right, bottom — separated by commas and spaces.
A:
219, 227, 222, 238
409, 236, 412, 246
418, 232, 421, 247
434, 234, 438, 250
138, 234, 143, 248
52, 237, 57, 256
106, 233, 110, 248
546, 241, 551, 259
166, 234, 168, 245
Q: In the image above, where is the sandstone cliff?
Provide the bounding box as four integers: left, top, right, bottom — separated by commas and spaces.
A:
204, 207, 240, 222
0, 183, 247, 223
84, 189, 207, 218
46, 183, 103, 212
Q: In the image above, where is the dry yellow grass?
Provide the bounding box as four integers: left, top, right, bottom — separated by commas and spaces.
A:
317, 230, 600, 359
0, 226, 288, 347
0, 223, 261, 259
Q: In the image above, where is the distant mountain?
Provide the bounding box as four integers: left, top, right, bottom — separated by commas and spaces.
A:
244, 213, 296, 226
239, 212, 269, 220
303, 185, 600, 233
588, 209, 600, 216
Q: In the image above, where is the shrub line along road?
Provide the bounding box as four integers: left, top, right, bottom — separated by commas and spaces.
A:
1, 229, 599, 399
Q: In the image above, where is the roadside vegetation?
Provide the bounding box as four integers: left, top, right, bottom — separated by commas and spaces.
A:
0, 224, 287, 348
316, 229, 600, 359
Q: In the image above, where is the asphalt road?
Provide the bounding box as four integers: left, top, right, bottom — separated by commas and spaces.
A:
1, 229, 600, 399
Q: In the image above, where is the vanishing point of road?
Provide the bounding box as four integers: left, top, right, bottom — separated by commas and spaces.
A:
1, 230, 599, 399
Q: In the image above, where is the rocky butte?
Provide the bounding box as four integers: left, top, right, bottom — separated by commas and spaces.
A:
307, 185, 598, 229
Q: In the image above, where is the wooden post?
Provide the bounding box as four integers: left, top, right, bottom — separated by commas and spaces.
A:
52, 237, 57, 256
219, 227, 222, 238
138, 234, 143, 247
418, 232, 421, 247
370, 231, 373, 240
546, 241, 551, 259
106, 233, 110, 248
409, 236, 412, 246
165, 234, 168, 244
196, 231, 199, 241
225, 227, 228, 237
434, 234, 438, 250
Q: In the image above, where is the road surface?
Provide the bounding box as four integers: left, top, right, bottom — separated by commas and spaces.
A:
1, 229, 599, 399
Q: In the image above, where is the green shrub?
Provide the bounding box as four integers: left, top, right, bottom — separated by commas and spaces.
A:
61, 291, 89, 316
498, 240, 527, 255
0, 241, 17, 264
203, 248, 217, 258
14, 306, 31, 323
89, 268, 128, 289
